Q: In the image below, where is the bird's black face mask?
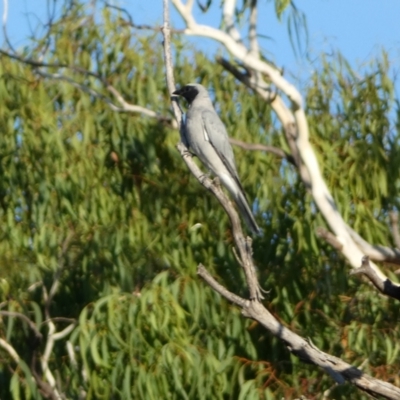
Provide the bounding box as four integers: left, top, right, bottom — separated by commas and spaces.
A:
173, 85, 199, 104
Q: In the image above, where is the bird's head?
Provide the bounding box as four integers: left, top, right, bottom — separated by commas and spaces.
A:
172, 83, 207, 104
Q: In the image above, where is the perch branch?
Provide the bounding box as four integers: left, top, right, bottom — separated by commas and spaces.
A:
198, 263, 400, 399
163, 0, 262, 300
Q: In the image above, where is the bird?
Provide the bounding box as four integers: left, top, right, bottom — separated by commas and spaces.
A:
173, 83, 260, 235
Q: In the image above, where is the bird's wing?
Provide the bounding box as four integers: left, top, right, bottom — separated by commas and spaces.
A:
201, 109, 242, 184
199, 108, 260, 235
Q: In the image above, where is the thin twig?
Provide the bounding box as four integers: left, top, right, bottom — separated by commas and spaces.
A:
316, 227, 343, 250
0, 311, 42, 339
229, 137, 296, 165
197, 264, 247, 307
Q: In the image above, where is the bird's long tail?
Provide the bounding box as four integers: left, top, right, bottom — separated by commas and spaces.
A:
234, 189, 260, 235
219, 172, 260, 235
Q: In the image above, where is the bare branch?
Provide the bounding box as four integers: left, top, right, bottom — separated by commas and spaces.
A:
248, 0, 259, 58
0, 338, 20, 363
40, 319, 72, 400
52, 322, 76, 341
107, 85, 158, 117
247, 0, 264, 87
45, 317, 76, 324
0, 311, 42, 340
176, 142, 264, 300
350, 256, 400, 301
317, 227, 343, 250
162, 1, 180, 116
197, 264, 247, 307
37, 230, 77, 399
0, 49, 99, 78
229, 137, 296, 164
216, 56, 274, 100
223, 0, 242, 43
346, 226, 400, 265
1, 0, 15, 52
198, 262, 400, 399
215, 57, 309, 182
2, 0, 8, 37
107, 84, 176, 126
172, 0, 301, 106
41, 321, 58, 392
37, 70, 173, 125
105, 3, 160, 30
1, 48, 173, 127
27, 281, 43, 292
281, 118, 311, 189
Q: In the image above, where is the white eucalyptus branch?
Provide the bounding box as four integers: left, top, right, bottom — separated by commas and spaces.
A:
171, 0, 397, 288
248, 0, 259, 58
2, 0, 8, 27
223, 0, 242, 43
41, 321, 62, 399
39, 320, 76, 399
172, 0, 301, 106
66, 340, 78, 369
0, 337, 20, 363
346, 226, 400, 264
107, 84, 177, 127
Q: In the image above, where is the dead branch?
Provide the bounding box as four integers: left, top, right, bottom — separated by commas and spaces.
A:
198, 265, 400, 399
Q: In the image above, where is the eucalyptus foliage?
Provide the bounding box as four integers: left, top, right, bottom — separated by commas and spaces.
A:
0, 2, 399, 399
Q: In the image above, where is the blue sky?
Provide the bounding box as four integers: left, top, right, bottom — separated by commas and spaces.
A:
2, 1, 400, 94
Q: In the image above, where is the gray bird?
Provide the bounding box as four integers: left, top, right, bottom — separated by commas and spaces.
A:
173, 83, 260, 234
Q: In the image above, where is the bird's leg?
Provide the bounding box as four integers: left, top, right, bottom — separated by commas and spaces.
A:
181, 147, 195, 158
198, 170, 213, 185
212, 176, 221, 188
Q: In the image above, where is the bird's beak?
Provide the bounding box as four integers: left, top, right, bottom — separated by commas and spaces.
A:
172, 88, 182, 96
